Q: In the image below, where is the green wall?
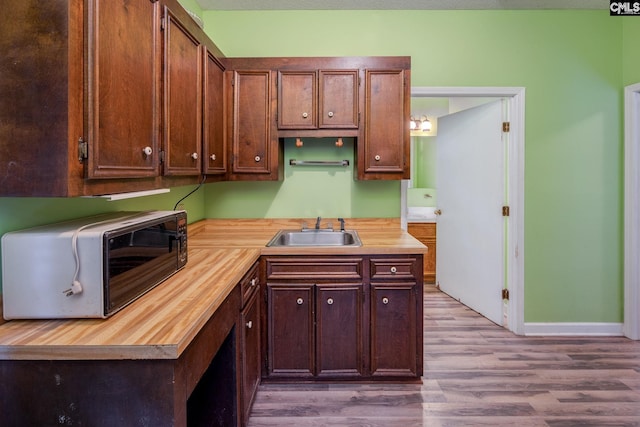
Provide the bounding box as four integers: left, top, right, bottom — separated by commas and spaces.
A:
0, 7, 637, 326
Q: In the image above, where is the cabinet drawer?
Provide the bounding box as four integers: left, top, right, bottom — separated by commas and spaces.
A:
265, 257, 363, 281
370, 257, 418, 281
240, 262, 260, 305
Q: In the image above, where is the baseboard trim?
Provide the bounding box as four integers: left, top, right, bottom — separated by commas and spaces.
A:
524, 322, 624, 336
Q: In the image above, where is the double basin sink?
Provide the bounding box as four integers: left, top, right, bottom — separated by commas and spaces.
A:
266, 229, 362, 247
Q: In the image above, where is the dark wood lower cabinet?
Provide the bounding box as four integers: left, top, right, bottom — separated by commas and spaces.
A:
263, 255, 422, 382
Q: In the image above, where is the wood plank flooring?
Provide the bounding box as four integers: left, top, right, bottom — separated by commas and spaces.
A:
248, 286, 640, 426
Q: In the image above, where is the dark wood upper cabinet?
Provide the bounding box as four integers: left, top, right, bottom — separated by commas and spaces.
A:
277, 70, 358, 130
227, 69, 281, 180
162, 6, 202, 176
358, 69, 410, 180
87, 0, 161, 180
0, 0, 227, 197
203, 49, 227, 176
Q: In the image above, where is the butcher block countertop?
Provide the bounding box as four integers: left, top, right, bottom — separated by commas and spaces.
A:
0, 218, 426, 361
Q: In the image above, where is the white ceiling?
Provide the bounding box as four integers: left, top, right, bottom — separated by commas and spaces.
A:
195, 0, 607, 10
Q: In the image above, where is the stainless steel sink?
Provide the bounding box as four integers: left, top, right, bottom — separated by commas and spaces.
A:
266, 229, 362, 247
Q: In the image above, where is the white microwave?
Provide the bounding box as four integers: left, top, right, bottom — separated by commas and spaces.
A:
1, 210, 187, 320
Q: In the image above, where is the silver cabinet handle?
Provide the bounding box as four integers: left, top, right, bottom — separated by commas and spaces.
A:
327, 111, 334, 118
374, 155, 381, 161
255, 155, 261, 162
191, 152, 199, 160
390, 266, 397, 274
302, 112, 308, 118
246, 320, 253, 329
210, 154, 216, 161
142, 146, 153, 156
382, 297, 389, 305
296, 298, 304, 305
250, 278, 257, 288
327, 298, 334, 305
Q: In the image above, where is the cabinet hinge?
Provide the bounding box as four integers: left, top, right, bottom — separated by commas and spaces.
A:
159, 150, 166, 163
502, 206, 510, 216
502, 288, 510, 300
78, 137, 88, 162
160, 16, 166, 31
502, 121, 510, 132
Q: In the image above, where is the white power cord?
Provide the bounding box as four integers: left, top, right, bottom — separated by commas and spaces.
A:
63, 212, 144, 297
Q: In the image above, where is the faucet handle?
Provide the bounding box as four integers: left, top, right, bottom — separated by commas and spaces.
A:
338, 217, 345, 231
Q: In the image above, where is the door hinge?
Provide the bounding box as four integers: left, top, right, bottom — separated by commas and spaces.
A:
78, 137, 87, 162
159, 150, 166, 163
502, 206, 510, 216
502, 288, 510, 300
502, 121, 510, 132
160, 16, 166, 31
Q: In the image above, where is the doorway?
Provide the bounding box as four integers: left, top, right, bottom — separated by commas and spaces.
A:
402, 87, 525, 335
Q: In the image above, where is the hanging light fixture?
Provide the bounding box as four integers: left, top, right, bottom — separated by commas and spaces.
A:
410, 115, 432, 132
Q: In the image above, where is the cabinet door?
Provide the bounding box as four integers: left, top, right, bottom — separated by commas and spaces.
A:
230, 70, 279, 179
240, 287, 261, 425
267, 284, 314, 377
316, 284, 364, 378
162, 6, 202, 176
86, 0, 160, 179
370, 283, 418, 377
278, 71, 317, 129
359, 69, 409, 180
203, 49, 226, 175
319, 70, 358, 129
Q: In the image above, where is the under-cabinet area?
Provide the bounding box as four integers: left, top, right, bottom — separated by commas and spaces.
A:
0, 219, 426, 426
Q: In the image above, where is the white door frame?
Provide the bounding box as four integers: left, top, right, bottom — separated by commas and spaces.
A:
404, 86, 525, 335
624, 83, 640, 340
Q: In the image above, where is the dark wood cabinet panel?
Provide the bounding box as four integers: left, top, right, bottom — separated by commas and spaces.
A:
86, 0, 160, 179
162, 6, 202, 176
319, 70, 359, 129
240, 286, 261, 425
359, 68, 410, 180
203, 49, 227, 175
228, 70, 281, 180
316, 284, 364, 378
278, 71, 317, 129
267, 284, 315, 377
370, 283, 419, 378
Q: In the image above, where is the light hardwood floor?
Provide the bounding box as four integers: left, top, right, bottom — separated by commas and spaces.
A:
248, 286, 640, 426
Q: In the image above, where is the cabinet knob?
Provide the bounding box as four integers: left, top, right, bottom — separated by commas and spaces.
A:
374, 155, 381, 161
254, 155, 261, 162
246, 320, 253, 329
250, 278, 257, 288
390, 266, 397, 274
302, 112, 308, 118
335, 137, 343, 147
327, 111, 334, 118
191, 152, 199, 160
142, 146, 153, 156
296, 298, 304, 305
382, 297, 389, 305
327, 298, 334, 305
210, 154, 216, 161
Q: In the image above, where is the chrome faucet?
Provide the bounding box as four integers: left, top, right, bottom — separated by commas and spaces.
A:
338, 217, 345, 232
315, 216, 322, 230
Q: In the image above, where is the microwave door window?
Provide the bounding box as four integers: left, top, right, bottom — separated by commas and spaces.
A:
105, 222, 178, 313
